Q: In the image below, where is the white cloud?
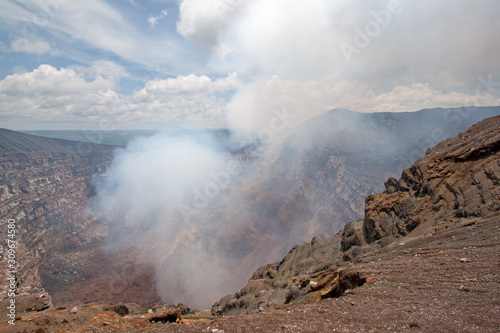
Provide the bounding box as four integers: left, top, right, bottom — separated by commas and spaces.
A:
0, 62, 239, 129
0, 0, 202, 73
341, 83, 500, 113
1, 0, 499, 129
177, 0, 247, 50
226, 76, 500, 129
216, 0, 500, 129
133, 72, 240, 99
148, 9, 168, 28
0, 63, 128, 128
72, 60, 130, 84
11, 38, 52, 55
129, 72, 241, 127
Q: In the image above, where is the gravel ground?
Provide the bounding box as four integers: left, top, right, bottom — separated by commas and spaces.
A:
205, 215, 500, 333
4, 214, 497, 332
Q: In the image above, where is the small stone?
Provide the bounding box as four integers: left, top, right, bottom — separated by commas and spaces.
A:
148, 309, 154, 313
70, 306, 77, 314
460, 258, 470, 263
459, 285, 470, 292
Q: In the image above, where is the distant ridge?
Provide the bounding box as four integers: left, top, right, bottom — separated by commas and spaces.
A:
302, 106, 500, 134
0, 128, 117, 153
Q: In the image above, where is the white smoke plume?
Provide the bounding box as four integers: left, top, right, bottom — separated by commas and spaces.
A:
87, 0, 500, 310
88, 130, 271, 309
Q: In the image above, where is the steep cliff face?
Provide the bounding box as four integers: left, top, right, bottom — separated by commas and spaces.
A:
0, 107, 498, 313
363, 114, 500, 243
212, 115, 500, 316
0, 129, 115, 313
232, 107, 500, 244
140, 107, 500, 309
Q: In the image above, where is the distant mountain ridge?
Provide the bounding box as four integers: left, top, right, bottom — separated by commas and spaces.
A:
0, 127, 116, 153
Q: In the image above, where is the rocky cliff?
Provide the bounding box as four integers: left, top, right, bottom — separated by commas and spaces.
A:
249, 106, 500, 242
0, 129, 116, 314
0, 106, 498, 314
157, 107, 500, 309
212, 115, 500, 316
0, 116, 498, 332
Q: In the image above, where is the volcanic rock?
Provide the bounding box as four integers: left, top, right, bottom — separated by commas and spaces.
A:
212, 115, 500, 316
0, 129, 164, 313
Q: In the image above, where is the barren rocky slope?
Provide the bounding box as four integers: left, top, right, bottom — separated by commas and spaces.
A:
2, 116, 498, 332
0, 107, 498, 323
157, 107, 500, 308
0, 130, 115, 313
0, 130, 163, 315
212, 115, 500, 317
3, 215, 498, 332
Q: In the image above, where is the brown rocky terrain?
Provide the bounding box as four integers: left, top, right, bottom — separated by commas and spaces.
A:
0, 130, 114, 314
2, 214, 498, 332
0, 130, 164, 317
1, 115, 498, 332
212, 115, 500, 316
156, 107, 500, 308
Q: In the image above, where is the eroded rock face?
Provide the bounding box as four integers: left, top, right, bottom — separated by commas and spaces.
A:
211, 234, 346, 316
363, 115, 500, 242
1, 108, 498, 313
363, 192, 418, 243
0, 130, 115, 312
213, 116, 500, 316
340, 220, 365, 252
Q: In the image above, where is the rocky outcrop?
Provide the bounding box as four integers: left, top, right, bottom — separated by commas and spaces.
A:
340, 220, 365, 252
212, 115, 500, 316
363, 114, 500, 243
363, 192, 418, 243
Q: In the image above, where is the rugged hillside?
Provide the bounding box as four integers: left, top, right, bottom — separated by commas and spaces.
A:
212, 115, 500, 316
245, 106, 500, 241
156, 107, 499, 308
164, 107, 500, 307
0, 106, 498, 314
0, 128, 114, 153
0, 130, 164, 315
3, 117, 498, 332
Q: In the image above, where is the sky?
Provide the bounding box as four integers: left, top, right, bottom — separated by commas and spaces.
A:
0, 0, 499, 130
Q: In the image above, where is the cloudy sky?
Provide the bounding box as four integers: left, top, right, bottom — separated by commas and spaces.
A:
0, 0, 499, 130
